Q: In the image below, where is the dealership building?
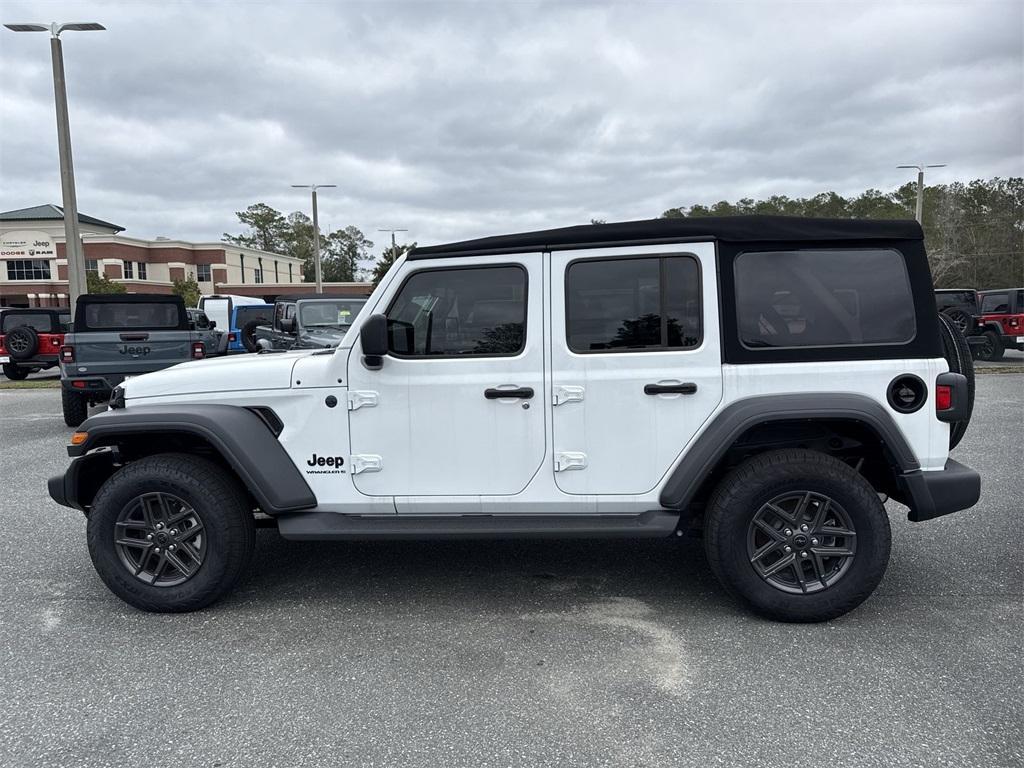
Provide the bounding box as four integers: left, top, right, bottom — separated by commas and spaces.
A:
0, 204, 370, 307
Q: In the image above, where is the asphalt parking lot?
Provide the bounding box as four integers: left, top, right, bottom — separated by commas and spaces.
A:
0, 375, 1021, 768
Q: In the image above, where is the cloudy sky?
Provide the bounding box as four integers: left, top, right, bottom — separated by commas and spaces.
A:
1, 0, 1021, 253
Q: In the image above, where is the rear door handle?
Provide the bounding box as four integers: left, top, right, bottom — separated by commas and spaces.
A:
644, 383, 697, 395
484, 387, 534, 400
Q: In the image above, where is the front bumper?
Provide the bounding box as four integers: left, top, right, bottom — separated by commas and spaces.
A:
900, 459, 981, 522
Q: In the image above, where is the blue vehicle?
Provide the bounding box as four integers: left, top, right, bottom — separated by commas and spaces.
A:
198, 295, 272, 353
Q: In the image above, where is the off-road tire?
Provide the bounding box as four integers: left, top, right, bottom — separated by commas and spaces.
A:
937, 312, 975, 449
241, 320, 262, 353
977, 329, 1005, 362
86, 453, 256, 612
2, 363, 29, 380
5, 325, 39, 360
61, 388, 89, 427
704, 449, 891, 622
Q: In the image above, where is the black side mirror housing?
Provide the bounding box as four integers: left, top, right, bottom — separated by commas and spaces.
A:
208, 320, 216, 329
360, 313, 388, 369
281, 317, 297, 334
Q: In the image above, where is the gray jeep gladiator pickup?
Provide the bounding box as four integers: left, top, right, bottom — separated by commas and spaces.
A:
242, 295, 367, 352
59, 294, 209, 427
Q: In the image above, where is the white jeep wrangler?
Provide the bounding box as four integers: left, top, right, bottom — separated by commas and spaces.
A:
49, 216, 981, 621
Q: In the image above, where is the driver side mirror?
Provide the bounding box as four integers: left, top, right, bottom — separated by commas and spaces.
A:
208, 320, 217, 329
281, 317, 297, 334
360, 313, 388, 369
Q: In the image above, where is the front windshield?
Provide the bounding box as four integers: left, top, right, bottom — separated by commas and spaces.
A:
299, 299, 366, 329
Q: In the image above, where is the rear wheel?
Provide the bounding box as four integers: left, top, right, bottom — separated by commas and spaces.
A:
704, 449, 891, 622
940, 308, 971, 335
976, 329, 1004, 362
937, 312, 975, 449
2, 363, 29, 380
86, 453, 256, 612
61, 388, 89, 427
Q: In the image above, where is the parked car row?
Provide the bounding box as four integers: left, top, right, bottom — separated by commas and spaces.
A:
934, 286, 1024, 361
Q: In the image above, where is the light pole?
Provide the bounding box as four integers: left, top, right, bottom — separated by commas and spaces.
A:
897, 163, 946, 224
377, 228, 408, 251
292, 184, 336, 293
4, 22, 105, 312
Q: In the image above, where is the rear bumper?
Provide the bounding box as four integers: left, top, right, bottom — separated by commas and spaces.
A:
60, 374, 122, 393
998, 334, 1024, 350
900, 459, 981, 522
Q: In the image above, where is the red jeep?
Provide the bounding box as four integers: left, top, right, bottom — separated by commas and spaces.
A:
0, 308, 71, 380
976, 288, 1024, 361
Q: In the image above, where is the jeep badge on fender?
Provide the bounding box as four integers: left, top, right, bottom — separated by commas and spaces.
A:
47, 216, 981, 620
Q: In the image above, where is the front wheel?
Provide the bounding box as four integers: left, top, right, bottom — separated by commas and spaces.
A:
61, 388, 89, 427
703, 449, 891, 622
86, 453, 256, 612
2, 363, 29, 380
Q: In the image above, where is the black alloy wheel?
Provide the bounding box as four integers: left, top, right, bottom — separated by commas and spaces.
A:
747, 490, 856, 594
114, 492, 207, 587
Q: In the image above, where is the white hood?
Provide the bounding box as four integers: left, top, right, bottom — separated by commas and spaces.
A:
124, 351, 308, 400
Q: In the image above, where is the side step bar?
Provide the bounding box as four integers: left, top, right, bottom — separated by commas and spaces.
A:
277, 510, 682, 541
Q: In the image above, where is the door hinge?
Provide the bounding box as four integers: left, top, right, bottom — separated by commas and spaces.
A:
552, 385, 585, 406
347, 391, 379, 411
554, 452, 588, 472
350, 455, 383, 474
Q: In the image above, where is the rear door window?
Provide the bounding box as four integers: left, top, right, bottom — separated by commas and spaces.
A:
565, 255, 701, 353
735, 249, 916, 348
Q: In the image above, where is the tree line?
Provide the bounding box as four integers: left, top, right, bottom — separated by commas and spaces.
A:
222, 203, 414, 286
661, 177, 1023, 290
220, 177, 1020, 293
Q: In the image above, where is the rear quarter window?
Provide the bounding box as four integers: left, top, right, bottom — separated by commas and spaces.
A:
234, 305, 273, 325
735, 248, 916, 349
1, 313, 56, 333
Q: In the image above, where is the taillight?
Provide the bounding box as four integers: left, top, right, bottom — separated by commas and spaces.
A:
936, 384, 953, 411
51, 337, 61, 347
71, 380, 86, 389
1009, 317, 1021, 328
228, 332, 237, 342
60, 345, 75, 363
192, 342, 205, 359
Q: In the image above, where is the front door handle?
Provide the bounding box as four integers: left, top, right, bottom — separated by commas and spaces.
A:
644, 382, 697, 395
485, 387, 534, 400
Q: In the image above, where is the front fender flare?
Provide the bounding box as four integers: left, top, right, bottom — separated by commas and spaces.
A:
55, 404, 316, 515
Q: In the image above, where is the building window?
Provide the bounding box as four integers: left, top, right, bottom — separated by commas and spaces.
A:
6, 259, 52, 280
240, 255, 245, 283
85, 260, 99, 274
275, 261, 279, 283
197, 263, 212, 282
123, 260, 134, 279
137, 262, 148, 280
288, 263, 293, 283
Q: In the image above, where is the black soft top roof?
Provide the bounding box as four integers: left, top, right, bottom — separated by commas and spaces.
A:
78, 293, 185, 304
411, 215, 923, 259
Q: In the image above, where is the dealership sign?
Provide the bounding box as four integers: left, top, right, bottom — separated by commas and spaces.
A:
0, 230, 56, 259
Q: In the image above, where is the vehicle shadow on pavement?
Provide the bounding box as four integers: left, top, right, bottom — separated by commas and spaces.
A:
236, 530, 729, 614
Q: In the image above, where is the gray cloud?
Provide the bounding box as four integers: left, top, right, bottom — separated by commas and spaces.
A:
1, 0, 1021, 252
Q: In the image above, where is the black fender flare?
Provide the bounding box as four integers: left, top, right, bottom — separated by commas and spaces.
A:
658, 393, 920, 510
52, 404, 316, 515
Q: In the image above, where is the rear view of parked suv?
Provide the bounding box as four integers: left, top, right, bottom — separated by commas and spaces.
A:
0, 308, 70, 379
976, 288, 1024, 361
49, 216, 980, 622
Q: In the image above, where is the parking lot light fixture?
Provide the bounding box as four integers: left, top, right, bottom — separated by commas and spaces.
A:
3, 21, 106, 313
897, 163, 947, 224
292, 184, 337, 294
